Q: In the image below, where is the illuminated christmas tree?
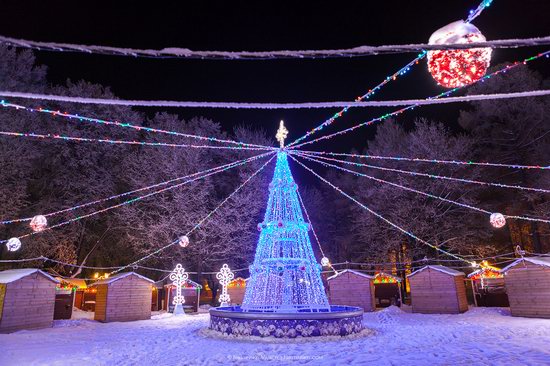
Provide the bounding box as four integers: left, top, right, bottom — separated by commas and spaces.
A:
242, 122, 330, 312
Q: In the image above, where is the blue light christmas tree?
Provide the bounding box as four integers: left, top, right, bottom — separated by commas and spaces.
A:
242, 123, 330, 312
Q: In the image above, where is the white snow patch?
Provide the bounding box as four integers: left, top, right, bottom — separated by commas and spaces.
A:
1, 307, 549, 365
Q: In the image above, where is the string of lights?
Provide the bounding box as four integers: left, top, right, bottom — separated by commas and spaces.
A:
289, 154, 480, 266
0, 152, 272, 226
466, 0, 494, 23
1, 152, 273, 243
296, 151, 550, 194
0, 100, 275, 150
294, 152, 550, 224
110, 153, 276, 275
296, 188, 326, 258
289, 50, 550, 150
297, 150, 550, 170
286, 54, 425, 147
0, 130, 273, 151
286, 0, 497, 148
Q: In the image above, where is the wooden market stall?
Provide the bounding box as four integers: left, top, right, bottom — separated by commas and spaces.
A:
92, 272, 154, 322
0, 268, 59, 333
502, 257, 550, 318
373, 272, 402, 308
467, 262, 509, 307
227, 277, 247, 305
164, 279, 202, 313
327, 269, 376, 312
408, 265, 468, 314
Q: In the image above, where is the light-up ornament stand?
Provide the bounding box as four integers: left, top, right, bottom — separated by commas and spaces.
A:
170, 264, 188, 315
217, 264, 234, 307
209, 122, 363, 337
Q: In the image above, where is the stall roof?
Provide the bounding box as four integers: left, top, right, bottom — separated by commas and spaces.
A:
407, 265, 465, 278
327, 269, 375, 281
92, 272, 154, 286
0, 268, 59, 284
501, 257, 550, 272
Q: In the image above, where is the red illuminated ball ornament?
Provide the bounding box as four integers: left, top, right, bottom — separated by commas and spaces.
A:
30, 215, 48, 232
427, 21, 492, 88
490, 212, 506, 228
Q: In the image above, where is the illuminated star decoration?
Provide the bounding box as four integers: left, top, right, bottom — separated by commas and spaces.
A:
216, 263, 235, 307
169, 263, 188, 315
275, 120, 289, 148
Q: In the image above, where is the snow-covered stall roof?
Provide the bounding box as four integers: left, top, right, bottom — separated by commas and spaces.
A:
501, 256, 550, 273
0, 268, 59, 284
407, 265, 465, 278
327, 269, 374, 281
92, 272, 154, 286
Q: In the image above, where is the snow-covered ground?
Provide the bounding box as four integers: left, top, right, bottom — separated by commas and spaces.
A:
1, 306, 549, 366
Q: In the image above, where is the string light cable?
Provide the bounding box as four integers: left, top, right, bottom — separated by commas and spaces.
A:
295, 151, 550, 194
0, 130, 273, 151
0, 100, 276, 150
0, 151, 275, 243
297, 150, 550, 170
288, 50, 550, 150
1, 89, 549, 110
0, 151, 272, 226
110, 153, 276, 275
288, 154, 475, 266
293, 152, 550, 224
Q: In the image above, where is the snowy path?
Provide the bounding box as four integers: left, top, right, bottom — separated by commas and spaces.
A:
1, 307, 549, 366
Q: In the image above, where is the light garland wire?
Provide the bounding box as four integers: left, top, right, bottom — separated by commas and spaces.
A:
294, 152, 550, 224
297, 150, 550, 170
296, 151, 550, 194
1, 152, 273, 243
0, 151, 272, 225
289, 154, 478, 265
110, 153, 277, 275
466, 0, 494, 23
289, 50, 550, 150
0, 130, 273, 151
286, 54, 425, 147
0, 100, 275, 150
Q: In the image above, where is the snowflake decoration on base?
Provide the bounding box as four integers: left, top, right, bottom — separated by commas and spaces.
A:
169, 263, 188, 315
427, 20, 491, 88
216, 264, 234, 307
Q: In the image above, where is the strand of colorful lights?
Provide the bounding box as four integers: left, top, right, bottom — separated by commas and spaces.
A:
288, 154, 475, 265
294, 152, 550, 224
295, 151, 550, 194
289, 50, 550, 150
0, 152, 272, 225
1, 152, 274, 243
286, 54, 425, 147
297, 150, 550, 170
286, 0, 497, 148
0, 100, 275, 150
296, 188, 326, 258
466, 0, 494, 23
110, 153, 276, 275
0, 130, 273, 151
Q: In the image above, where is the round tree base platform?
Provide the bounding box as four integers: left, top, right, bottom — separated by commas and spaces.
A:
209, 305, 364, 337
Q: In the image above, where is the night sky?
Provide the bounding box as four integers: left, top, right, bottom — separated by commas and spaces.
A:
1, 0, 549, 152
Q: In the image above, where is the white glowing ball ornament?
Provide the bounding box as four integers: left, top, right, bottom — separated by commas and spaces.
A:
30, 215, 48, 232
490, 212, 506, 228
6, 237, 21, 252
178, 235, 190, 248
427, 20, 492, 88
320, 257, 330, 267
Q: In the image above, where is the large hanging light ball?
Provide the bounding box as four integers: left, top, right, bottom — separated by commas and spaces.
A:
30, 215, 48, 232
427, 20, 492, 88
320, 257, 330, 267
490, 212, 506, 228
6, 237, 22, 252
178, 235, 190, 248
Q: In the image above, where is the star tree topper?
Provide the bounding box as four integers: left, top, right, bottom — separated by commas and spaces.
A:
276, 120, 289, 148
